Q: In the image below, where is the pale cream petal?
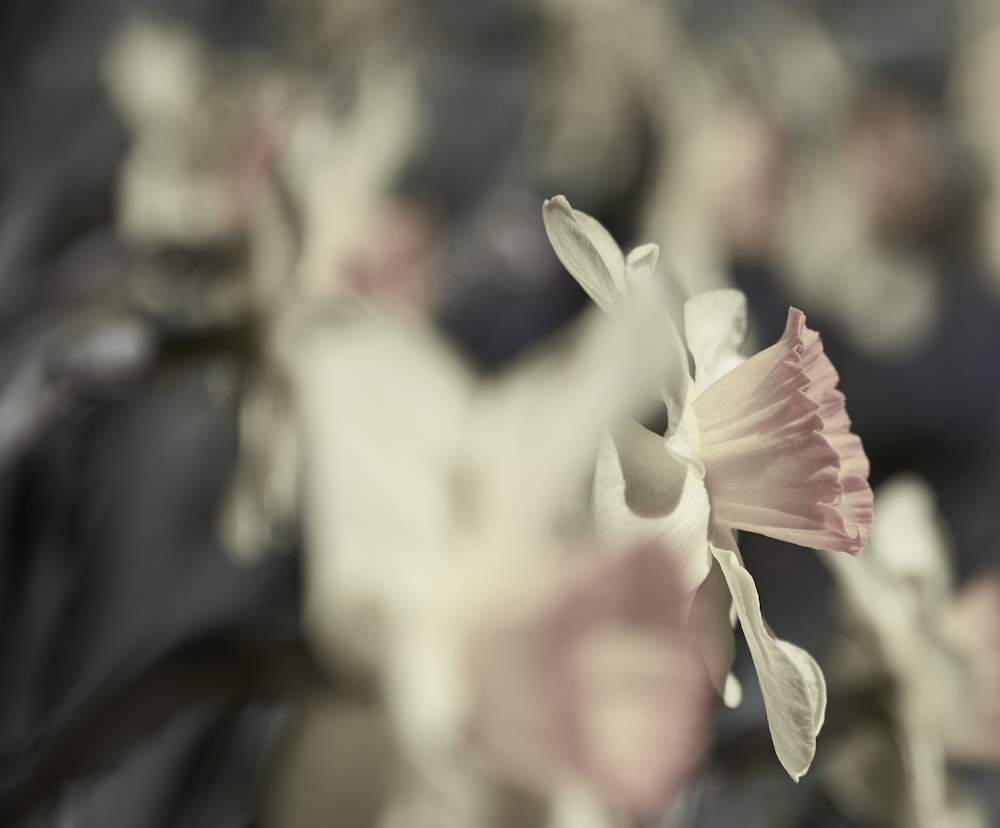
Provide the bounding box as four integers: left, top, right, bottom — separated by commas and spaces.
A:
466, 300, 680, 556
683, 289, 748, 391
689, 559, 738, 703
864, 474, 953, 603
543, 196, 626, 313
593, 422, 713, 593
288, 307, 473, 667
659, 317, 694, 443
623, 243, 660, 285
710, 536, 827, 780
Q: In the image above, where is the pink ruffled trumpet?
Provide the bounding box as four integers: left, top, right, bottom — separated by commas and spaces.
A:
694, 304, 872, 557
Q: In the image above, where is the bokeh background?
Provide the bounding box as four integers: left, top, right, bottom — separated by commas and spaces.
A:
3, 0, 1000, 825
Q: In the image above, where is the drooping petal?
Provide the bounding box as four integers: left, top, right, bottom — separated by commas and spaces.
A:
593, 421, 713, 593
543, 195, 627, 313
689, 559, 739, 704
684, 289, 748, 391
710, 535, 827, 780
693, 307, 872, 555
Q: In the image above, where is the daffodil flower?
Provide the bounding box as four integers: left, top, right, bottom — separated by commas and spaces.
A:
542, 195, 873, 780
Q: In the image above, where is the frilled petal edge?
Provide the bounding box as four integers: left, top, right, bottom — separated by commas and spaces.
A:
694, 307, 872, 555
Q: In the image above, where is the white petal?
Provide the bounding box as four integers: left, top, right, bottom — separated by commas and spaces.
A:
658, 315, 694, 439
466, 300, 680, 555
689, 559, 738, 702
683, 289, 748, 391
543, 196, 626, 313
710, 534, 827, 780
288, 308, 472, 664
624, 243, 660, 284
724, 674, 744, 708
866, 474, 953, 602
593, 421, 713, 593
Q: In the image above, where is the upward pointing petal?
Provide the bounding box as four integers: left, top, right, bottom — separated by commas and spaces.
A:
710, 534, 827, 780
543, 196, 626, 313
625, 243, 660, 285
684, 289, 748, 391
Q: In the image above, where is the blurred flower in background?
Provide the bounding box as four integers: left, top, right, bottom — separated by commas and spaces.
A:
823, 476, 1000, 828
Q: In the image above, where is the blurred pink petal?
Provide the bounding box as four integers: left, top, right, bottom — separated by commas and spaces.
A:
695, 307, 873, 555
945, 576, 1000, 764
466, 543, 713, 819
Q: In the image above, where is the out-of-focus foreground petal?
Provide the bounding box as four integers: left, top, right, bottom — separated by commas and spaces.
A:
287, 306, 473, 668
462, 298, 681, 556
465, 543, 714, 820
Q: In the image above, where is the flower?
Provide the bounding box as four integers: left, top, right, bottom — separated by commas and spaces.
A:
542, 194, 873, 780
285, 301, 708, 821
824, 475, 1000, 828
